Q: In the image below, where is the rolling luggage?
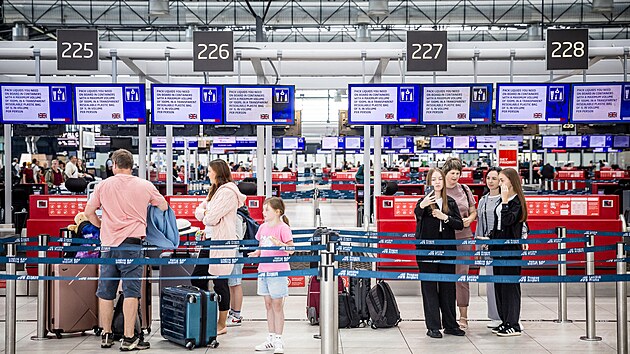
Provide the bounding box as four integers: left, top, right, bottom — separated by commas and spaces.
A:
47, 264, 99, 338
160, 285, 220, 350
158, 250, 196, 294
306, 276, 344, 325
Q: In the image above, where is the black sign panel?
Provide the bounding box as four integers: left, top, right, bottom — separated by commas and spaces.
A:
546, 29, 589, 70
406, 31, 448, 72
193, 31, 234, 72
56, 29, 99, 71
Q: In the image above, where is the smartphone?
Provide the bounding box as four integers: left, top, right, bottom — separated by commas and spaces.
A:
424, 185, 434, 196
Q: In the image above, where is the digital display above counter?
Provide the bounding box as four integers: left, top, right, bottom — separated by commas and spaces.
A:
571, 83, 630, 123
224, 85, 294, 125
0, 83, 73, 124
420, 84, 492, 124
151, 84, 222, 124
348, 84, 420, 124
496, 83, 570, 124
273, 137, 305, 150
212, 136, 257, 150
74, 84, 146, 124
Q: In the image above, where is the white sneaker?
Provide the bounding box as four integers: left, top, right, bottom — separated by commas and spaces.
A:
255, 340, 275, 351
487, 320, 503, 328
226, 314, 242, 327
273, 340, 284, 354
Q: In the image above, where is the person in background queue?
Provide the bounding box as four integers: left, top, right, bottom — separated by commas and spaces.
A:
85, 149, 168, 350
65, 155, 83, 179
415, 168, 465, 339
490, 167, 528, 337
474, 167, 503, 329
442, 157, 477, 329
45, 159, 65, 191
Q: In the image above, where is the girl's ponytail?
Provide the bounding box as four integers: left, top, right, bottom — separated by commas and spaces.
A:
281, 214, 290, 227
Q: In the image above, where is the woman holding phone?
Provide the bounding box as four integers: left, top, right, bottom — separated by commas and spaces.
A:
490, 168, 528, 337
415, 168, 465, 339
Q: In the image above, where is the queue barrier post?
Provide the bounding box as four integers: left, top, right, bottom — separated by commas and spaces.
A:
32, 234, 50, 340
580, 233, 602, 341
319, 230, 339, 354
555, 227, 571, 323
616, 242, 628, 354
5, 241, 17, 354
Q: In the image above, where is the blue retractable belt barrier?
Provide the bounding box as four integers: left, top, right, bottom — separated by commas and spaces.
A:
1, 255, 320, 266
339, 244, 618, 257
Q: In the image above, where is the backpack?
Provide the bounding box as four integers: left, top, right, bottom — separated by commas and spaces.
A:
366, 281, 401, 329
349, 277, 371, 324
237, 206, 259, 256
111, 291, 143, 340
338, 292, 361, 328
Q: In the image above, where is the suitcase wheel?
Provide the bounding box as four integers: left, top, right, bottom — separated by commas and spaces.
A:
185, 340, 195, 350
54, 331, 62, 339
209, 339, 219, 349
93, 327, 102, 336
187, 295, 197, 304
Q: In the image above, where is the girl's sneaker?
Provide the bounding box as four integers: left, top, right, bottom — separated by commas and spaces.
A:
273, 339, 284, 354
497, 325, 522, 337
255, 340, 275, 351
226, 314, 242, 327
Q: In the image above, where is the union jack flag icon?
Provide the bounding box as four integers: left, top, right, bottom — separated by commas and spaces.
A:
385, 113, 394, 119
260, 114, 270, 120
533, 112, 543, 119
608, 112, 618, 118
189, 113, 198, 119
38, 113, 47, 119
112, 113, 121, 119
457, 113, 467, 119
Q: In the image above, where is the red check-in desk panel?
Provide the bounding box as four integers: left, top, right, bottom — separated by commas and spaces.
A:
554, 170, 587, 190
231, 172, 253, 181
26, 195, 89, 275
272, 172, 298, 192
331, 172, 356, 191
166, 195, 265, 228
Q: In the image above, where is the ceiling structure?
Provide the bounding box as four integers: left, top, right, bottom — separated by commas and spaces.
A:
2, 0, 630, 42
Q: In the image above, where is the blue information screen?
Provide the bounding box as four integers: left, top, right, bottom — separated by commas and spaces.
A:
588, 135, 612, 148
224, 85, 294, 125
0, 83, 73, 124
348, 84, 420, 124
212, 137, 258, 150
571, 83, 630, 123
74, 84, 146, 124
496, 83, 570, 124
274, 137, 305, 150
613, 135, 630, 148
151, 84, 223, 124
421, 84, 493, 124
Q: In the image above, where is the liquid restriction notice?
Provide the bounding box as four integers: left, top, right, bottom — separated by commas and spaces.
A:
571, 84, 623, 122
350, 86, 398, 123
422, 86, 470, 123
153, 86, 202, 123
75, 85, 143, 123
498, 85, 548, 122
2, 85, 51, 123
225, 87, 272, 123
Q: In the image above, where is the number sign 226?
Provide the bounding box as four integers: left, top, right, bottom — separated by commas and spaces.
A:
193, 31, 234, 72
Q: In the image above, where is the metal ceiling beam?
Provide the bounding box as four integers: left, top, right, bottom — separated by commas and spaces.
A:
369, 58, 390, 84
250, 57, 269, 84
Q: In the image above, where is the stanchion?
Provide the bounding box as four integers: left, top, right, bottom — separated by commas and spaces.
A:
5, 241, 17, 354
313, 188, 321, 227
554, 227, 571, 323
616, 242, 627, 354
31, 234, 50, 340
580, 233, 602, 341
319, 230, 339, 354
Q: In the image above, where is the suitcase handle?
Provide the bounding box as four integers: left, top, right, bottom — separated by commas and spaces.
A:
175, 285, 220, 302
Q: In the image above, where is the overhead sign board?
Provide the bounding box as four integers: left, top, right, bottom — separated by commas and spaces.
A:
0, 83, 73, 124
496, 83, 570, 124
348, 84, 419, 124
151, 84, 223, 124
57, 29, 99, 71
224, 85, 294, 125
193, 31, 234, 72
406, 31, 447, 72
273, 137, 305, 151
420, 84, 492, 124
571, 83, 630, 123
546, 29, 589, 70
74, 84, 146, 124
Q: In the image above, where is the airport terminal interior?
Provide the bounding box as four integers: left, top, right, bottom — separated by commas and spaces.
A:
1, 0, 630, 353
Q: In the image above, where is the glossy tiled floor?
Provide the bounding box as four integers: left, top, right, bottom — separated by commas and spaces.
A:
0, 200, 628, 353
